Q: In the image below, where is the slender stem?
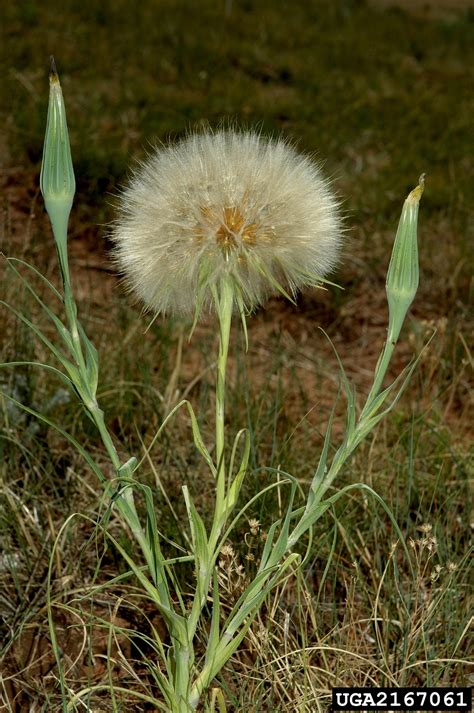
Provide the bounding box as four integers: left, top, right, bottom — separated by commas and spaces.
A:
89, 403, 121, 468
88, 403, 162, 592
173, 645, 193, 712
50, 208, 88, 382
184, 279, 234, 706
64, 284, 88, 377
289, 320, 402, 546
359, 338, 395, 420
213, 278, 234, 535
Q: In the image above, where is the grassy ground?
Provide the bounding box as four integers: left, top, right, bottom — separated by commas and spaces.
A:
1, 0, 473, 711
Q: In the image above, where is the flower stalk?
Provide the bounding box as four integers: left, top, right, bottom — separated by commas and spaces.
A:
360, 175, 424, 418
39, 60, 162, 627
289, 176, 424, 545
39, 58, 93, 409
212, 278, 234, 534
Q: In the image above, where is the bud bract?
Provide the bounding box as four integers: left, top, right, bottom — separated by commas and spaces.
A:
386, 175, 424, 345
40, 59, 75, 279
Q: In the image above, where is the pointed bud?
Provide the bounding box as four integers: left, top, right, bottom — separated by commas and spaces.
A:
40, 58, 75, 279
386, 175, 424, 345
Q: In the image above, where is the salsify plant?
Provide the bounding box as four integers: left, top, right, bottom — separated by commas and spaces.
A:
2, 62, 425, 712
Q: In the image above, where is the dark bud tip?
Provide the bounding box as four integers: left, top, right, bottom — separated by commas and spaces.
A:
49, 56, 59, 84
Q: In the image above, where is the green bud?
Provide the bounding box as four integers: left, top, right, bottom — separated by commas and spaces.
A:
40, 58, 75, 281
386, 175, 424, 346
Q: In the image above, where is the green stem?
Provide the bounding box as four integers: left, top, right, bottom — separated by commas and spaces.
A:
359, 337, 395, 420
64, 283, 88, 377
49, 206, 89, 382
289, 318, 403, 546
89, 403, 121, 468
185, 279, 234, 708
211, 278, 234, 543
172, 645, 194, 712
88, 403, 158, 587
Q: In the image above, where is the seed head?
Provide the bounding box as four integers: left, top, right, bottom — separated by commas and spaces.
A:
248, 518, 260, 536
220, 543, 235, 559
111, 130, 342, 317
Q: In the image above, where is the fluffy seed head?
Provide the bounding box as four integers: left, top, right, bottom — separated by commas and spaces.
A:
111, 130, 342, 317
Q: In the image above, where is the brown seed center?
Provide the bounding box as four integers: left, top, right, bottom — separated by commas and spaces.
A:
216, 206, 257, 250
194, 205, 258, 251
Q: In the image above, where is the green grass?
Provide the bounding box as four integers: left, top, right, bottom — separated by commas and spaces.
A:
1, 0, 473, 710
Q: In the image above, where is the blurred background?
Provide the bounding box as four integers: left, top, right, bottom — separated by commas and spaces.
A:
1, 0, 472, 369
1, 0, 472, 710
